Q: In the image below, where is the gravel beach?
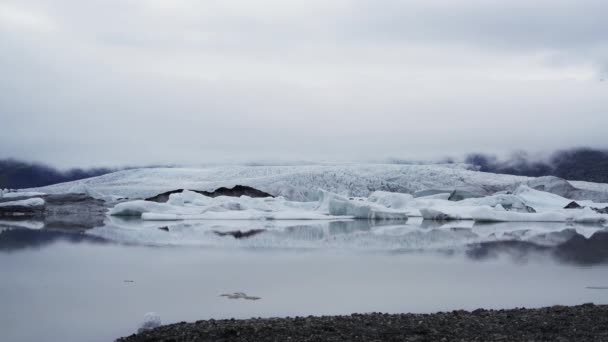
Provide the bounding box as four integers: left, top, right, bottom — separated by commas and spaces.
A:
118, 303, 608, 342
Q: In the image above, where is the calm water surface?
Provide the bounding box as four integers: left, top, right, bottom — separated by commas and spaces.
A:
1, 219, 607, 342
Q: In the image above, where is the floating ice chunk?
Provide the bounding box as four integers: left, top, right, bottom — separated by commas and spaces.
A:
167, 190, 213, 206
315, 189, 407, 220
141, 213, 182, 221
513, 185, 571, 211
458, 194, 529, 211
109, 200, 177, 217
470, 206, 607, 223
367, 191, 414, 209
138, 312, 161, 333
0, 198, 45, 208
419, 206, 480, 221
328, 197, 408, 220
113, 191, 351, 221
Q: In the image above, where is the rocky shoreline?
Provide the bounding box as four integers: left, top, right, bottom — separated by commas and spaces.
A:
118, 303, 608, 342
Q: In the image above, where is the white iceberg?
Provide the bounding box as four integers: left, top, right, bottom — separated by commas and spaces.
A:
110, 190, 365, 221
470, 206, 607, 223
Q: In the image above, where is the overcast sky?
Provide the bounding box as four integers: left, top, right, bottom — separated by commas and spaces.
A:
1, 0, 607, 168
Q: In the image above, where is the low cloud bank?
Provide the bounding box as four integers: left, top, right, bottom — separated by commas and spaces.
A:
465, 148, 608, 183
0, 159, 117, 189
2, 147, 607, 189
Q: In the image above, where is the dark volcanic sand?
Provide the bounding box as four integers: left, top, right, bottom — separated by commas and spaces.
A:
118, 303, 608, 342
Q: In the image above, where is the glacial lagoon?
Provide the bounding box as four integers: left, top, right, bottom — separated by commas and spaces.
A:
1, 218, 607, 342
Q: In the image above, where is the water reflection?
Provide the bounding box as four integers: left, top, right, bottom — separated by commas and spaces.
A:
0, 228, 108, 252
1, 217, 607, 265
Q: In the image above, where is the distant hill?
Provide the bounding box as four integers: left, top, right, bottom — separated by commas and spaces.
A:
0, 159, 116, 189
465, 148, 608, 183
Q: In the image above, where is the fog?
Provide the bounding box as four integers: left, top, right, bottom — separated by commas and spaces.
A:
1, 0, 608, 167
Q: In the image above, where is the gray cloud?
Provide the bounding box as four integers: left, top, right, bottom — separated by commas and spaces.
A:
0, 0, 607, 168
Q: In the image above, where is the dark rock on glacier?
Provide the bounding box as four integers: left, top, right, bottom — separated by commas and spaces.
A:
146, 185, 274, 203
562, 200, 608, 214
564, 201, 583, 209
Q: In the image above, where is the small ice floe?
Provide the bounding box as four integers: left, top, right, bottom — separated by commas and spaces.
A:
138, 312, 162, 333
220, 292, 261, 300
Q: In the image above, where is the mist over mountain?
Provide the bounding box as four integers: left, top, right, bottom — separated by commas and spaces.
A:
2, 148, 608, 189
465, 148, 608, 183
0, 159, 117, 189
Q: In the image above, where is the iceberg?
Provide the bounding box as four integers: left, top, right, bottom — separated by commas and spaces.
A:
470, 206, 607, 223
26, 164, 533, 201
110, 190, 370, 221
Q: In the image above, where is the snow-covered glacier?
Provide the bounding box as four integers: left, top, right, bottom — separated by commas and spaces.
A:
5, 162, 607, 254
27, 163, 532, 201
10, 163, 607, 251
26, 164, 608, 203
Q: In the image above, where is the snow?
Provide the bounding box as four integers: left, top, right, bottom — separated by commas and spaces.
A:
0, 198, 45, 208
27, 164, 531, 201
571, 180, 608, 193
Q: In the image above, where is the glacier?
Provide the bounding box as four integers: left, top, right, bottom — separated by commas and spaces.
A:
26, 163, 530, 201
25, 163, 608, 203
4, 163, 605, 251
